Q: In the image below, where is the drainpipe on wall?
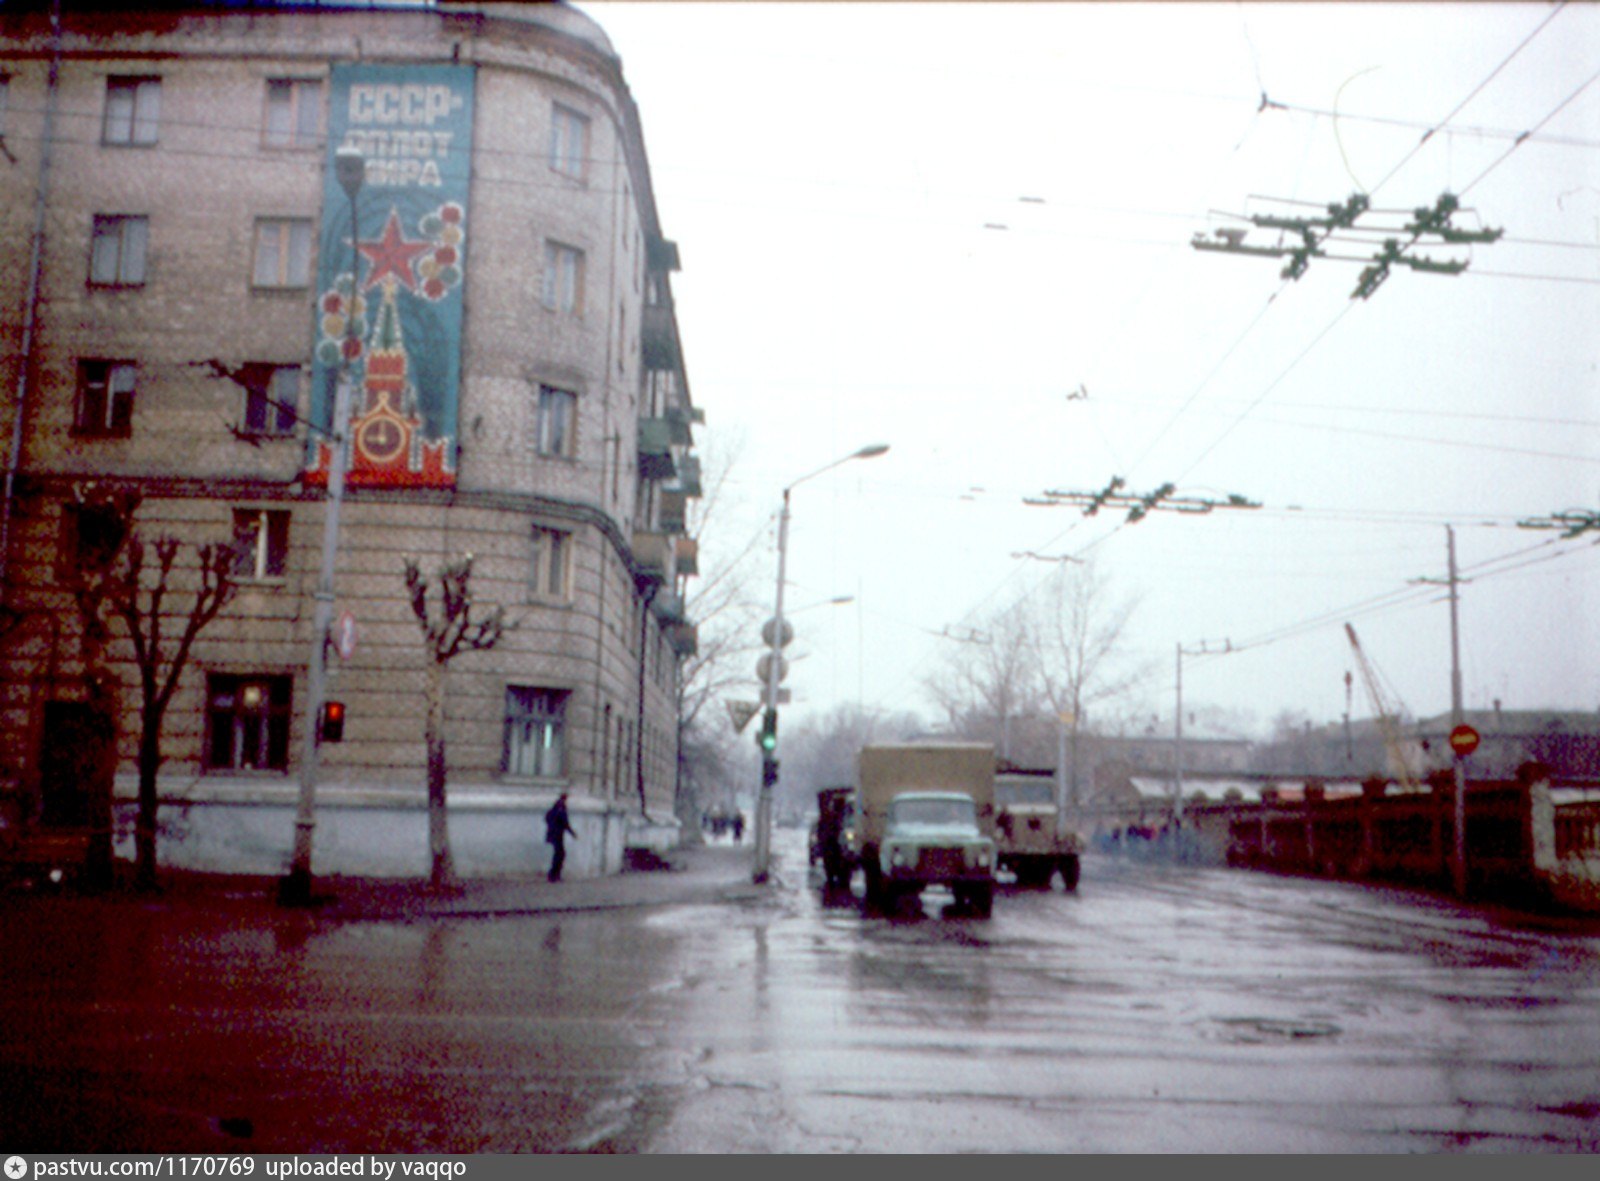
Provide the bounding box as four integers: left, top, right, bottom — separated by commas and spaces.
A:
0, 0, 62, 601
636, 583, 657, 822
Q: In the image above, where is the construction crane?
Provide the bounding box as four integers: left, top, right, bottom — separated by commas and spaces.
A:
1344, 623, 1425, 793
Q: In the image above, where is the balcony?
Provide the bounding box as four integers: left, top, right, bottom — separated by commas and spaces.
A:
675, 535, 698, 576
666, 621, 698, 658
669, 454, 703, 498
642, 303, 679, 371
632, 530, 672, 582
659, 491, 687, 534
637, 418, 677, 480
651, 590, 686, 625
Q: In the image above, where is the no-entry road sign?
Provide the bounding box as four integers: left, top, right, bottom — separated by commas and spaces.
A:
1449, 723, 1480, 757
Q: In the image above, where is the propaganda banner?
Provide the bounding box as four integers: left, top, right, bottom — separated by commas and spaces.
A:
306, 63, 475, 489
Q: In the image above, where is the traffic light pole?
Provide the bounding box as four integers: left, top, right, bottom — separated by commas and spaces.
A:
281, 146, 364, 907
753, 487, 791, 884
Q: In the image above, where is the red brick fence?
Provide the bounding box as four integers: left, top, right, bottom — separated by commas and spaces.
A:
1175, 763, 1600, 913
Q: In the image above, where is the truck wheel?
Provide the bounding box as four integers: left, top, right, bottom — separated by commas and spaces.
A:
863, 851, 887, 911
1016, 859, 1051, 889
1058, 853, 1081, 892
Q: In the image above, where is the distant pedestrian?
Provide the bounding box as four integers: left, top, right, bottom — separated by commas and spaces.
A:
732, 811, 744, 843
544, 792, 577, 882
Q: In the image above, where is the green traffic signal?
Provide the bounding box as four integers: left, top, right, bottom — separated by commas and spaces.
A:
757, 709, 777, 753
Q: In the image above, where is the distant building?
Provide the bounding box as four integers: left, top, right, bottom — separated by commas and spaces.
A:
0, 1, 700, 877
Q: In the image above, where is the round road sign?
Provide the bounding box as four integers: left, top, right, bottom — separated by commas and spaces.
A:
1448, 723, 1480, 757
332, 611, 358, 660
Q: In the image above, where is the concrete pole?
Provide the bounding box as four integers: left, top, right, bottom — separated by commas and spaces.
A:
281, 147, 364, 906
753, 488, 790, 884
1448, 524, 1468, 897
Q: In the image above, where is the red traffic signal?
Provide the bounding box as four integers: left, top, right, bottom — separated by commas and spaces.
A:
320, 700, 346, 743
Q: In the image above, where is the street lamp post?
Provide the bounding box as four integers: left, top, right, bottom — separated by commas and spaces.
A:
753, 443, 888, 884
281, 144, 365, 906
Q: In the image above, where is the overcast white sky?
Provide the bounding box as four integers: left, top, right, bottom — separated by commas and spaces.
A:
578, 1, 1600, 739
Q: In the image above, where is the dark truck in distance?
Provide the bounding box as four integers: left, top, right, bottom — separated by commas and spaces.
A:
809, 785, 858, 890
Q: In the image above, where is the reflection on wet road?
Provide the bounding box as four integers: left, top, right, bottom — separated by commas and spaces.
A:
2, 831, 1597, 1152
627, 838, 1600, 1152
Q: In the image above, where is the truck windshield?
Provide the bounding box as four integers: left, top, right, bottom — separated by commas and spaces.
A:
892, 797, 976, 827
996, 781, 1054, 807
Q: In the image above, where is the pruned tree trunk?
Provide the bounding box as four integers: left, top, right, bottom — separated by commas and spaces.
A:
135, 710, 163, 891
425, 659, 454, 887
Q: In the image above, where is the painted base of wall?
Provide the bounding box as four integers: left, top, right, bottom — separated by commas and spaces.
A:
112, 778, 680, 880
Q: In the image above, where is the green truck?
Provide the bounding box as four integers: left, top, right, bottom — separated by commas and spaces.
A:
854, 743, 998, 916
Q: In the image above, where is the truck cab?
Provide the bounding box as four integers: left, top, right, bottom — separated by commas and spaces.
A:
994, 770, 1082, 890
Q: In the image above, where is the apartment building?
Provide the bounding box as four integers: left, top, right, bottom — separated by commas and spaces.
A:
0, 0, 700, 878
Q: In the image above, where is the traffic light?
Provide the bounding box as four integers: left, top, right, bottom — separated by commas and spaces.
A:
757, 708, 777, 755
762, 758, 779, 788
320, 700, 346, 743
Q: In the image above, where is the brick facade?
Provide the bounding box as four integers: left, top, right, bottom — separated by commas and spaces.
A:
0, 1, 700, 877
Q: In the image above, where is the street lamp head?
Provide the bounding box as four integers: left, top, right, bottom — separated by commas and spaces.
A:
854, 443, 890, 460
334, 145, 366, 200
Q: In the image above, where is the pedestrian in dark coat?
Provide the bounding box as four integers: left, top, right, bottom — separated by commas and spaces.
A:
545, 792, 577, 882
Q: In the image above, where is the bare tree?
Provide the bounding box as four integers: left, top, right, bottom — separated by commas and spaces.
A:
676, 432, 766, 836
66, 486, 239, 890
777, 703, 926, 818
921, 597, 1039, 760
402, 554, 514, 888
1031, 559, 1146, 806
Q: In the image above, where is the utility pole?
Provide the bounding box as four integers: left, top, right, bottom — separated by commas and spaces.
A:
1174, 639, 1231, 831
1447, 525, 1467, 897
1411, 527, 1469, 896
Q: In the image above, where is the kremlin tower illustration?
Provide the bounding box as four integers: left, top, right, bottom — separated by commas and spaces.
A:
307, 203, 464, 489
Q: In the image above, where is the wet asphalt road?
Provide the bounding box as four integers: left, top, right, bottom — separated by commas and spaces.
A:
3, 829, 1598, 1153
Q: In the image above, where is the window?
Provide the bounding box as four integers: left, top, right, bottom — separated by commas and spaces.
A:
504, 687, 569, 778
103, 76, 160, 146
542, 241, 584, 314
231, 508, 290, 580
206, 674, 292, 771
531, 526, 571, 601
535, 384, 576, 457
59, 501, 127, 576
74, 360, 136, 438
242, 365, 300, 436
253, 218, 313, 288
550, 103, 589, 179
89, 215, 148, 286
264, 79, 321, 149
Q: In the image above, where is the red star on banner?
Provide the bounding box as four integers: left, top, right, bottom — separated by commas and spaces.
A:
357, 209, 431, 292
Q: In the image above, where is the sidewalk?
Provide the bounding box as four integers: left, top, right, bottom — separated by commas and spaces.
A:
315, 840, 771, 921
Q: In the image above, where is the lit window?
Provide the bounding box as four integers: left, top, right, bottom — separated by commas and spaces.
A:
74, 360, 136, 438
504, 687, 569, 778
535, 384, 576, 458
231, 508, 290, 580
89, 215, 148, 286
252, 218, 313, 288
531, 526, 571, 601
206, 674, 293, 771
550, 104, 589, 179
242, 365, 300, 436
542, 241, 584, 314
264, 79, 322, 149
103, 76, 160, 146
